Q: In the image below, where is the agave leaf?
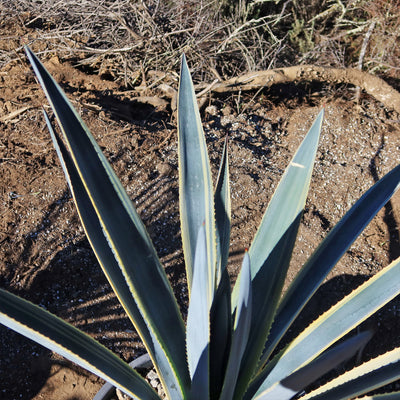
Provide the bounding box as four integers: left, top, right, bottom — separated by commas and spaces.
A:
25, 47, 189, 398
220, 252, 252, 400
253, 329, 373, 400
43, 110, 185, 399
209, 134, 232, 399
178, 54, 217, 299
186, 224, 210, 399
251, 256, 400, 399
260, 163, 400, 366
214, 134, 231, 282
355, 393, 400, 400
209, 268, 232, 400
299, 347, 400, 400
233, 109, 324, 395
0, 289, 159, 400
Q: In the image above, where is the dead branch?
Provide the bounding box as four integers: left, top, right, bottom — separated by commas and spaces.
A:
0, 106, 32, 123
207, 65, 400, 114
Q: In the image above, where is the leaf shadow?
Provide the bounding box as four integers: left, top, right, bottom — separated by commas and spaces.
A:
0, 161, 183, 399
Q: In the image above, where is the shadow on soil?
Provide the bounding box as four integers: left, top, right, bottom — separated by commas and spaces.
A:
2, 259, 400, 399
369, 133, 400, 262
0, 168, 184, 399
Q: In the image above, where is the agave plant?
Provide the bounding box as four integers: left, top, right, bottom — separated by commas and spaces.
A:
1, 47, 400, 400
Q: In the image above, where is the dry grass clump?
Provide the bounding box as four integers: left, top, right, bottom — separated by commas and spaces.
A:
281, 0, 400, 76
0, 0, 289, 86
0, 0, 399, 87
360, 0, 400, 77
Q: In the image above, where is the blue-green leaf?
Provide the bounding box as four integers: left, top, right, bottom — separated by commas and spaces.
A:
209, 268, 232, 400
210, 134, 232, 399
0, 289, 159, 400
253, 329, 373, 400
355, 393, 400, 400
43, 109, 184, 398
26, 46, 189, 399
251, 256, 400, 399
300, 347, 400, 400
220, 252, 252, 400
233, 109, 324, 396
215, 134, 231, 282
186, 224, 210, 399
178, 54, 217, 300
260, 163, 400, 367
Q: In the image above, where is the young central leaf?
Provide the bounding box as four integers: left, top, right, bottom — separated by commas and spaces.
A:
178, 55, 217, 302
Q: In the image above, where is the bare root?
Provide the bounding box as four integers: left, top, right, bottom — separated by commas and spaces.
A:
205, 65, 400, 113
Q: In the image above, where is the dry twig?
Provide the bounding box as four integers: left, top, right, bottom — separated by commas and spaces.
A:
0, 106, 32, 123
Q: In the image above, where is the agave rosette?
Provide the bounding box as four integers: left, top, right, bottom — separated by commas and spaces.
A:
1, 47, 400, 399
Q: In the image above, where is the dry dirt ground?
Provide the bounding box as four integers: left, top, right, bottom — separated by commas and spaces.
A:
1, 30, 400, 400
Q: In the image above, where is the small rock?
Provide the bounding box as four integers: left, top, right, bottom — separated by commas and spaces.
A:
150, 379, 159, 388
146, 369, 158, 381
48, 55, 60, 65
222, 105, 234, 116
156, 383, 165, 397
116, 388, 130, 400
205, 105, 218, 116
156, 162, 173, 177
221, 115, 234, 127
